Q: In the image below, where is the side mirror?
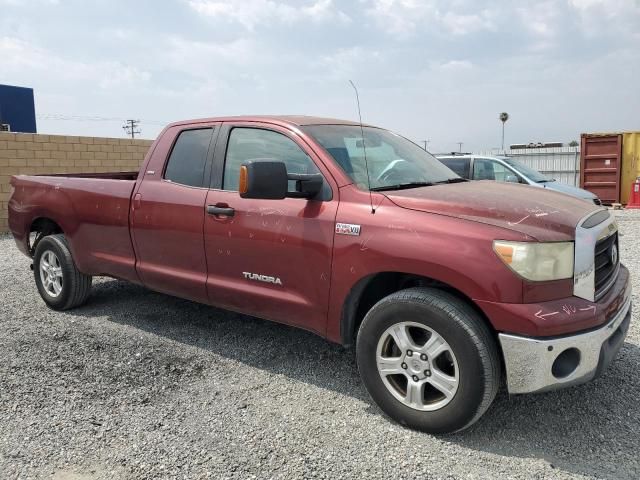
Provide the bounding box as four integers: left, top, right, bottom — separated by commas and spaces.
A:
286, 172, 323, 198
239, 160, 288, 199
239, 160, 323, 200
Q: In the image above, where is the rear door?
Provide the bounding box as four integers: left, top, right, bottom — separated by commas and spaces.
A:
130, 123, 219, 303
202, 122, 339, 335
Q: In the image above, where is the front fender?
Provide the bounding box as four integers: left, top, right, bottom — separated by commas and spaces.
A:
325, 196, 529, 343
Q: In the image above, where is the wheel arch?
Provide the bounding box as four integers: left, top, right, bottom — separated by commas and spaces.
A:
340, 271, 496, 347
28, 217, 64, 256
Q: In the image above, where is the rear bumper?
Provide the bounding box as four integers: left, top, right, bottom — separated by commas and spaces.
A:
499, 293, 632, 394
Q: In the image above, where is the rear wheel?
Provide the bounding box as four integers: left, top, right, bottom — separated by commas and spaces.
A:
356, 287, 500, 434
34, 234, 92, 310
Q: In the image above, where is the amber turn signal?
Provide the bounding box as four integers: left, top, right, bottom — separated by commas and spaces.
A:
494, 243, 514, 264
239, 165, 248, 194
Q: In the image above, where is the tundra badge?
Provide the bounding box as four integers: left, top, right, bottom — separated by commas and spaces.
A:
243, 272, 283, 286
336, 223, 361, 236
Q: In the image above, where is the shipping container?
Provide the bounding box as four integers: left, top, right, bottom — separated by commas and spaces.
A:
580, 134, 622, 204
580, 131, 640, 205
621, 132, 640, 205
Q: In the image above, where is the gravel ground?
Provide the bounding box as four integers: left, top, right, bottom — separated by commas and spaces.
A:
1, 209, 639, 480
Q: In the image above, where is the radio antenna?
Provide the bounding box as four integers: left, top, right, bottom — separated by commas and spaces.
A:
349, 80, 375, 214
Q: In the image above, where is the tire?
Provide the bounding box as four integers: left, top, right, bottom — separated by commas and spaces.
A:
33, 234, 92, 310
356, 287, 500, 434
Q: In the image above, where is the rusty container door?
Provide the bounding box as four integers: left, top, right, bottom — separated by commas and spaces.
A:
621, 132, 640, 205
580, 133, 622, 204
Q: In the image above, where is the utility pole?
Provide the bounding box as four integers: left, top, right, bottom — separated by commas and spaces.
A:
421, 140, 430, 151
122, 119, 141, 139
456, 142, 463, 152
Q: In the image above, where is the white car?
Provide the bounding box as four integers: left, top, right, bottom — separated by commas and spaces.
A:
437, 154, 602, 205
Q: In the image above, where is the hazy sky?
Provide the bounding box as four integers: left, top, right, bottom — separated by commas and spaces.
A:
1, 0, 639, 151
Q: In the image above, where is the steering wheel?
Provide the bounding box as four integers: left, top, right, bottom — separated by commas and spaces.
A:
377, 159, 425, 184
377, 159, 407, 184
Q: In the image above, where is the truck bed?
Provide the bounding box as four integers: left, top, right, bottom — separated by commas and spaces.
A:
9, 173, 140, 283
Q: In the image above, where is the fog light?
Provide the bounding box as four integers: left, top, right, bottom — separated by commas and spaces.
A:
552, 348, 581, 379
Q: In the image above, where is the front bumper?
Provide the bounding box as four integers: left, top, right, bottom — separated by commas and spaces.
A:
498, 293, 632, 394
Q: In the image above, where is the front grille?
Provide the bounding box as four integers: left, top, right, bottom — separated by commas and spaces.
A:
594, 232, 619, 299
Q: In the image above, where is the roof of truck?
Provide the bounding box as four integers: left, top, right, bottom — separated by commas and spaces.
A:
167, 115, 374, 128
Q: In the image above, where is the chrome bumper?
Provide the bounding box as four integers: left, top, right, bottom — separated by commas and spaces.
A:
498, 295, 632, 394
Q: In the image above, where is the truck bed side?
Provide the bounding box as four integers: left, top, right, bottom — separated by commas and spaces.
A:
8, 174, 140, 284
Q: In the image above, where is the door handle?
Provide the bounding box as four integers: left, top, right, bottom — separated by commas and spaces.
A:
133, 193, 141, 210
206, 204, 235, 217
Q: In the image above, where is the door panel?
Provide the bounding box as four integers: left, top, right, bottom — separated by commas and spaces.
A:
130, 125, 218, 303
204, 123, 338, 334
204, 192, 336, 333
132, 181, 209, 302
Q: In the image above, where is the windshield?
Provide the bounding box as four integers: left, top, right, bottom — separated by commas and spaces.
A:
302, 125, 459, 190
501, 157, 551, 183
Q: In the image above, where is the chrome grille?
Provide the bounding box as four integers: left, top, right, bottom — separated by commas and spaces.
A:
594, 232, 619, 300
574, 209, 618, 302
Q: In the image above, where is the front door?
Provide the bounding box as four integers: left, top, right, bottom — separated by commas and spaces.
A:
203, 123, 338, 335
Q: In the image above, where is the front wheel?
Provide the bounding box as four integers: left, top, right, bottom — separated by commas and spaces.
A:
356, 288, 500, 434
33, 234, 92, 310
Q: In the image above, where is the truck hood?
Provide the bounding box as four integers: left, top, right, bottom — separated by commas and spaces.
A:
384, 181, 601, 241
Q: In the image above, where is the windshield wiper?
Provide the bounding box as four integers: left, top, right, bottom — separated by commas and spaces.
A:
435, 177, 467, 184
370, 181, 434, 192
536, 179, 555, 183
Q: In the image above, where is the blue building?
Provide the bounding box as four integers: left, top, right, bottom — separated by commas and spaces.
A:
0, 84, 37, 133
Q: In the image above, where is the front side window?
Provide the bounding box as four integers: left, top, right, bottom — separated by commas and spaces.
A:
223, 127, 320, 191
302, 125, 459, 191
502, 157, 550, 183
473, 159, 517, 182
164, 128, 213, 187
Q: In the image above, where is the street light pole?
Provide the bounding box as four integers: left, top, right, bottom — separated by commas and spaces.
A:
499, 112, 509, 151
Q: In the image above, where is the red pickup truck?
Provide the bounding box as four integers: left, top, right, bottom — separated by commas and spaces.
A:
8, 116, 632, 433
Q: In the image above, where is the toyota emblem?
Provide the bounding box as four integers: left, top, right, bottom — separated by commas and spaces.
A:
610, 244, 618, 266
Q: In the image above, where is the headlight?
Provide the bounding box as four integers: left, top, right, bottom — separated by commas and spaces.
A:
493, 241, 574, 281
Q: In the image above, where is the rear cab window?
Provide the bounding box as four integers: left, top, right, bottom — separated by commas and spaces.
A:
164, 128, 214, 187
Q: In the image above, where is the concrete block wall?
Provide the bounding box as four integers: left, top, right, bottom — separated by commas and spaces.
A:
0, 132, 153, 233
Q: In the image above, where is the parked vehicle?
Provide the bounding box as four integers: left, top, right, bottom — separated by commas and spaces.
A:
437, 154, 602, 205
8, 116, 631, 433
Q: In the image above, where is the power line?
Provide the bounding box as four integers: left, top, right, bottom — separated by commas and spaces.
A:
122, 119, 141, 139
36, 114, 169, 126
